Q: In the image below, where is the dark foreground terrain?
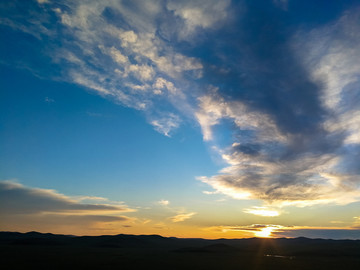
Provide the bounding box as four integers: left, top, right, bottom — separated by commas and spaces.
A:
1, 231, 359, 270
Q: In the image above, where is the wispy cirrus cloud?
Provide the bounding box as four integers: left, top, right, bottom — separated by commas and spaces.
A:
150, 113, 181, 137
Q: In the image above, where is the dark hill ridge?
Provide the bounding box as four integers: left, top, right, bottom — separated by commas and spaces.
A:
1, 231, 360, 270
1, 231, 359, 255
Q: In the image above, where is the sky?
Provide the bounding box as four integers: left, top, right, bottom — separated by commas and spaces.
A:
1, 0, 360, 239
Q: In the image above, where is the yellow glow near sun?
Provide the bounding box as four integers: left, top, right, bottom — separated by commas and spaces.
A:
243, 207, 280, 217
255, 227, 275, 238
248, 209, 279, 217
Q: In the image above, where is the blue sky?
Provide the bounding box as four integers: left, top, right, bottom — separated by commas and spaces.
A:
1, 0, 360, 239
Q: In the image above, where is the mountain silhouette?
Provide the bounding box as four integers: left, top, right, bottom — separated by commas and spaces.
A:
1, 231, 359, 270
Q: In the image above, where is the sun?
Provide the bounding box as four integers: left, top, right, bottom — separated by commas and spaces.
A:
255, 227, 275, 238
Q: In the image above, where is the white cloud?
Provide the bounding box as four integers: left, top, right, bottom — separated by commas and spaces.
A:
150, 113, 181, 136
195, 90, 284, 142
158, 199, 170, 206
118, 30, 138, 44
167, 0, 231, 38
128, 64, 155, 82
74, 196, 108, 202
243, 207, 280, 217
153, 77, 177, 95
202, 190, 219, 195
70, 71, 112, 96
108, 46, 129, 64
54, 0, 203, 135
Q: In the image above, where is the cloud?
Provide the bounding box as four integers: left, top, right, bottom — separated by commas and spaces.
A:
158, 199, 170, 206
243, 207, 280, 217
170, 212, 196, 223
195, 6, 360, 207
195, 89, 284, 142
150, 113, 181, 137
0, 180, 136, 233
166, 0, 231, 38
32, 213, 131, 225
198, 155, 360, 207
293, 9, 360, 145
353, 217, 360, 229
153, 77, 178, 95
1, 0, 205, 136
0, 180, 133, 215
202, 190, 220, 195
330, 221, 345, 224
207, 224, 284, 238
74, 196, 108, 202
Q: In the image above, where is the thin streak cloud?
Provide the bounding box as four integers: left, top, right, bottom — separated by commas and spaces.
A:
0, 181, 134, 215
170, 212, 196, 223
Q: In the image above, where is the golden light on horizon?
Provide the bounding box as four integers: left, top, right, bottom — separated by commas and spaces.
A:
255, 226, 276, 238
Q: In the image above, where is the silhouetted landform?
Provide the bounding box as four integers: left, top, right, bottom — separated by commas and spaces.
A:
1, 232, 359, 270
